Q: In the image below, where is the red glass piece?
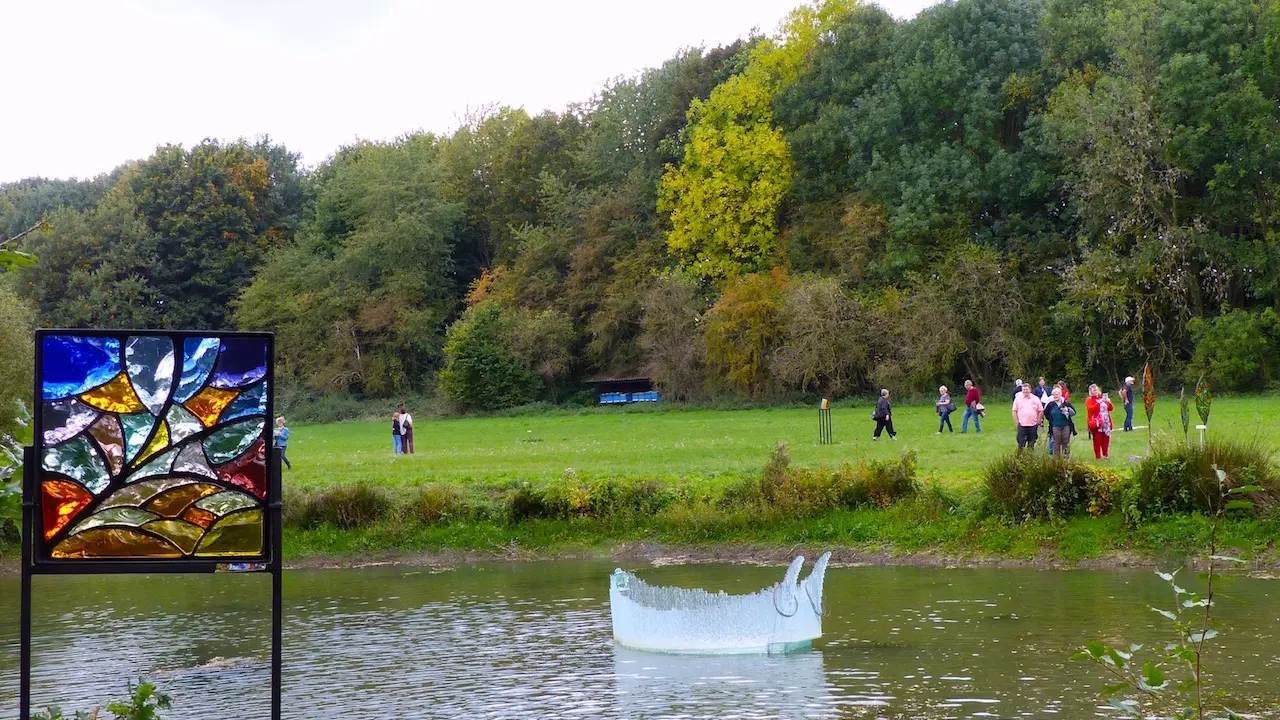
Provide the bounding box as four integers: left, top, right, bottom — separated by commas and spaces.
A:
216, 438, 266, 498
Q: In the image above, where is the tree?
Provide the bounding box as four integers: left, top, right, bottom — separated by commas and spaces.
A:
704, 269, 788, 396
438, 302, 539, 411
639, 272, 709, 402
772, 275, 875, 396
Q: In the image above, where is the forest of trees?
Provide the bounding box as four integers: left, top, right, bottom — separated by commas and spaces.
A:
3, 0, 1280, 411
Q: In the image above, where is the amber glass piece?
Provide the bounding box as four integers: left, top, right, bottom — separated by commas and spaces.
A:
184, 386, 238, 427
52, 527, 182, 559
145, 482, 221, 518
195, 509, 263, 557
182, 506, 217, 529
100, 478, 195, 509
133, 421, 170, 467
141, 519, 203, 555
79, 373, 146, 414
42, 480, 93, 541
88, 415, 125, 476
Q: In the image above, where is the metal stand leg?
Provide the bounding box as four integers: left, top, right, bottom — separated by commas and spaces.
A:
20, 445, 34, 719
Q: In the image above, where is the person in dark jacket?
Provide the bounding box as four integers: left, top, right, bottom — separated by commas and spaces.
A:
873, 388, 897, 440
1044, 386, 1077, 459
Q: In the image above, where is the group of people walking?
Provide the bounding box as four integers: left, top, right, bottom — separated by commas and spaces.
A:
392, 406, 415, 454
876, 374, 1140, 460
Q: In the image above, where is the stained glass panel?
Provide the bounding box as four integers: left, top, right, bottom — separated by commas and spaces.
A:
35, 331, 271, 562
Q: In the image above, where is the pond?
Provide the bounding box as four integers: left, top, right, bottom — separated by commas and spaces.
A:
1, 562, 1278, 718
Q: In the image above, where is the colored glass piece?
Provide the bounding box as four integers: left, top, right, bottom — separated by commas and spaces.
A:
1195, 376, 1213, 426
173, 442, 218, 479
69, 507, 159, 535
184, 386, 239, 427
176, 337, 220, 403
129, 446, 178, 483
205, 418, 264, 465
194, 509, 263, 557
182, 506, 218, 529
120, 412, 156, 464
141, 519, 203, 554
133, 421, 170, 467
166, 404, 203, 444
42, 480, 93, 540
78, 373, 146, 414
145, 482, 221, 518
125, 336, 176, 415
41, 336, 121, 401
195, 490, 258, 516
88, 415, 125, 476
42, 398, 100, 445
209, 338, 267, 389
52, 528, 183, 559
216, 439, 266, 498
42, 436, 109, 494
219, 381, 267, 423
99, 478, 197, 509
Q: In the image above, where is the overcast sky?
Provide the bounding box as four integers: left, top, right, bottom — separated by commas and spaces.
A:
1, 0, 936, 182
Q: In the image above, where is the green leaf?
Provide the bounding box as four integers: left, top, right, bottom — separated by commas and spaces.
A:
1227, 485, 1264, 494
1141, 662, 1167, 690
1086, 640, 1106, 660
1156, 569, 1177, 582
1105, 647, 1130, 669
1224, 500, 1255, 511
1150, 606, 1177, 620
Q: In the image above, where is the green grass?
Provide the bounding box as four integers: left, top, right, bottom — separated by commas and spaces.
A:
285, 397, 1280, 491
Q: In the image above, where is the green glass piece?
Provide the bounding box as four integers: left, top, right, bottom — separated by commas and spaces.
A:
129, 447, 179, 483
42, 436, 109, 494
166, 404, 203, 444
69, 507, 160, 535
99, 478, 197, 509
120, 412, 156, 464
195, 490, 259, 516
204, 418, 264, 465
195, 509, 263, 557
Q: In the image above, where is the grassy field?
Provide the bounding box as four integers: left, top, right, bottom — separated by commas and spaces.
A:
285, 396, 1280, 490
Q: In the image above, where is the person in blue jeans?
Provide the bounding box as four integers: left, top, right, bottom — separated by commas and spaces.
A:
273, 416, 292, 470
1121, 375, 1135, 431
961, 380, 982, 433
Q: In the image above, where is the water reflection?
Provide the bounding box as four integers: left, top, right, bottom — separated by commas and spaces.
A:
0, 563, 1277, 719
612, 647, 834, 718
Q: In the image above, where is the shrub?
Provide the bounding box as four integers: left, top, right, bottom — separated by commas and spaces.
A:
983, 452, 1119, 521
753, 443, 918, 517
840, 450, 919, 508
439, 302, 540, 412
406, 484, 468, 523
1125, 439, 1280, 522
289, 483, 394, 529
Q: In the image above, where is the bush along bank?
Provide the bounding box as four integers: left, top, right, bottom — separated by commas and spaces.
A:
278, 439, 1280, 565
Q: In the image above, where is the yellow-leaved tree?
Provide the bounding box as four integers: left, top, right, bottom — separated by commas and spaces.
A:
659, 0, 864, 279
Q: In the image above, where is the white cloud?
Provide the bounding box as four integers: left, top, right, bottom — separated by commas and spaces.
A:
0, 0, 936, 181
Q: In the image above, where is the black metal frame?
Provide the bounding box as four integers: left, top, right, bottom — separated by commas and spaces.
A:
19, 329, 282, 720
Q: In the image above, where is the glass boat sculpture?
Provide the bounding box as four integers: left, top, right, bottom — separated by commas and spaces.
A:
609, 553, 831, 654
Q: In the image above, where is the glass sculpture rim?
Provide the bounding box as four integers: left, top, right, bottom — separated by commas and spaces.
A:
30, 328, 276, 568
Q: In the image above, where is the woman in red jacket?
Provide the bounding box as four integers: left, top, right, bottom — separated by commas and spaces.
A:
1084, 384, 1114, 459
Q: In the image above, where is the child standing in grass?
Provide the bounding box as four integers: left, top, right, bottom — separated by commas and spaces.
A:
274, 416, 292, 470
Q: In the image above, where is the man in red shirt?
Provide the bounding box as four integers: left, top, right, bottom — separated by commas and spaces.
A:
961, 379, 982, 433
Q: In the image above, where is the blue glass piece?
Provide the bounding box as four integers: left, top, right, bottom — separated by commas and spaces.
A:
41, 336, 121, 400
209, 338, 267, 389
219, 382, 267, 423
125, 336, 176, 415
120, 412, 156, 464
175, 337, 220, 403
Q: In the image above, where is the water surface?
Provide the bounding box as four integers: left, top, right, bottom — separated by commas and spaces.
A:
2, 562, 1277, 718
